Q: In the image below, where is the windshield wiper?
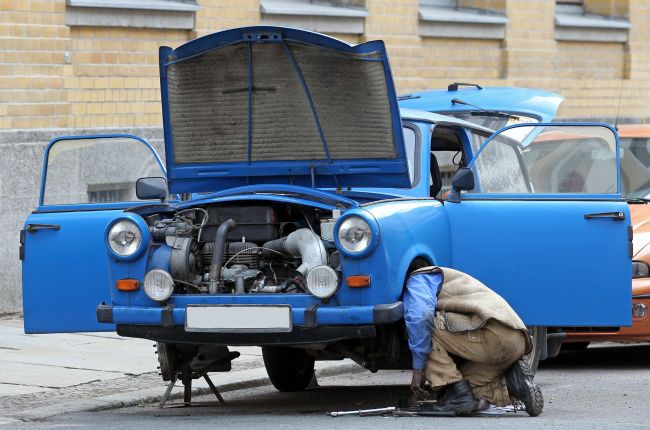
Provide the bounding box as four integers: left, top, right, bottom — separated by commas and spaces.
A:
451, 98, 519, 120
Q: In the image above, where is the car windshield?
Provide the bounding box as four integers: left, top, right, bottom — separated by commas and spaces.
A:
443, 112, 538, 131
620, 136, 650, 200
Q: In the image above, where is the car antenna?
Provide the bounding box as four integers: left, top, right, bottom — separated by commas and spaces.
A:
451, 98, 519, 120
614, 78, 624, 132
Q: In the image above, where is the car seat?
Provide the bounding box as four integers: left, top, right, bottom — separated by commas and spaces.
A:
430, 152, 443, 198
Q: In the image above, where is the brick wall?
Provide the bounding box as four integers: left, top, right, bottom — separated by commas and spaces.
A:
3, 0, 650, 132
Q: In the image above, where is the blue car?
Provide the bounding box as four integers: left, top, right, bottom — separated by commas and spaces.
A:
21, 27, 631, 391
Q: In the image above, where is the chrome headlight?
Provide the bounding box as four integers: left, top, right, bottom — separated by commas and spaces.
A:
337, 216, 372, 254
306, 265, 339, 299
108, 220, 142, 257
144, 270, 174, 302
632, 261, 649, 279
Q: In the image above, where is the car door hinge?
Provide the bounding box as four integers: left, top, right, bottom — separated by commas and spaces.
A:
19, 229, 25, 261
628, 225, 634, 259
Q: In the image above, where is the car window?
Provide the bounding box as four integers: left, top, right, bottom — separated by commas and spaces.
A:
469, 125, 618, 195
403, 126, 418, 186
43, 136, 165, 205
620, 137, 650, 197
432, 150, 463, 197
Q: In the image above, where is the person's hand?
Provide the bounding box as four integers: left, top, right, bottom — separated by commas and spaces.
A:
410, 369, 428, 401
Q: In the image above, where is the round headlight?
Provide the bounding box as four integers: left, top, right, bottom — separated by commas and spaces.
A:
108, 220, 142, 257
337, 216, 372, 254
144, 269, 174, 302
306, 265, 339, 299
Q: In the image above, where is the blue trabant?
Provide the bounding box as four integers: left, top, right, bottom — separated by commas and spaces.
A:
21, 27, 631, 390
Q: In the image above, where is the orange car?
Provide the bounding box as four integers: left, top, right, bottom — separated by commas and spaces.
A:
561, 125, 650, 345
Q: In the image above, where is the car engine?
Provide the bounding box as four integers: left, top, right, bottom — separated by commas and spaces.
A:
145, 203, 341, 296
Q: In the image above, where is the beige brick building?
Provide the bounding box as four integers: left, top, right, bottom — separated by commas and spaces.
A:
1, 0, 649, 313
1, 0, 649, 131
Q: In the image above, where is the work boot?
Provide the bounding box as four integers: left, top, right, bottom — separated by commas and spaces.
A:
428, 380, 479, 415
506, 360, 544, 416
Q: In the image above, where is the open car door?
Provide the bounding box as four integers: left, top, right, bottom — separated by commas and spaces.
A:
21, 135, 166, 333
445, 124, 631, 327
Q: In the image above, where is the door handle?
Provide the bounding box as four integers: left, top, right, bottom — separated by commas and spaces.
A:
584, 211, 625, 221
25, 223, 61, 232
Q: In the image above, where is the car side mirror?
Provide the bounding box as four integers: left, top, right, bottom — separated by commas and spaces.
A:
136, 177, 168, 201
446, 168, 475, 203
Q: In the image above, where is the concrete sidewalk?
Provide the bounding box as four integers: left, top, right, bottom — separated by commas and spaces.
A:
0, 317, 358, 423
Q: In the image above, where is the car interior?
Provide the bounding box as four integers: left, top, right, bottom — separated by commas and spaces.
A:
429, 126, 466, 198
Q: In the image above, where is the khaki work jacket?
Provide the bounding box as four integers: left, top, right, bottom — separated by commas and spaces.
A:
412, 266, 533, 354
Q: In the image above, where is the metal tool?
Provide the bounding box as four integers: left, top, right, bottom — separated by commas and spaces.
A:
328, 407, 396, 417
158, 374, 226, 408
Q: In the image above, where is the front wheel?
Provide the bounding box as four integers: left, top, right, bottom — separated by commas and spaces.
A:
262, 346, 315, 392
522, 326, 544, 374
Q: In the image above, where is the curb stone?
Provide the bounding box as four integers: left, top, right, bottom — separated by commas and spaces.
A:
1, 362, 362, 423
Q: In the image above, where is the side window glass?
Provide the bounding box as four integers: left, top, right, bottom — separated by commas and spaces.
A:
43, 136, 165, 205
620, 137, 650, 197
403, 126, 417, 186
468, 125, 618, 195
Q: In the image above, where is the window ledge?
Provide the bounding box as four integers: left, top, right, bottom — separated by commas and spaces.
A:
419, 6, 507, 40
555, 13, 630, 43
66, 0, 197, 30
260, 0, 368, 35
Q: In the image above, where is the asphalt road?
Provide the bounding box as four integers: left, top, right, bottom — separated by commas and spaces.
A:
5, 343, 650, 430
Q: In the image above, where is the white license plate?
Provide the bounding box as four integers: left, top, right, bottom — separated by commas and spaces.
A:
185, 305, 292, 332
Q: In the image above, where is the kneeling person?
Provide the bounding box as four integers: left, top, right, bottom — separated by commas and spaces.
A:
404, 266, 543, 416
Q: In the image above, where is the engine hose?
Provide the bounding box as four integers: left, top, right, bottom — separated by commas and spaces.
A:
208, 219, 237, 294
263, 228, 327, 276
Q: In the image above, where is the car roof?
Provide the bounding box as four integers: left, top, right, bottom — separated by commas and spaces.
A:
398, 86, 564, 122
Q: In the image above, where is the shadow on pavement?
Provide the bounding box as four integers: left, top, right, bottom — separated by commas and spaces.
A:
132, 345, 650, 418
540, 343, 650, 370
150, 383, 411, 417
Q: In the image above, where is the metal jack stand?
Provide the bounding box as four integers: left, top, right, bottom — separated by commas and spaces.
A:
158, 373, 226, 409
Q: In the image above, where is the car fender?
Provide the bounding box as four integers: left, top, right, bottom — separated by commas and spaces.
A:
362, 199, 452, 302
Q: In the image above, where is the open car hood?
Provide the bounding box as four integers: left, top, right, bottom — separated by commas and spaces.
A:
159, 26, 409, 194
398, 86, 564, 123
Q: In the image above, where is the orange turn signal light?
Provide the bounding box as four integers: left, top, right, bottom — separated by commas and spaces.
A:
116, 278, 140, 291
347, 275, 371, 288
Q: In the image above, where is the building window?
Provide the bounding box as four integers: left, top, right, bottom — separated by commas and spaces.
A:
65, 0, 198, 30
555, 0, 630, 43
260, 0, 368, 35
419, 0, 508, 40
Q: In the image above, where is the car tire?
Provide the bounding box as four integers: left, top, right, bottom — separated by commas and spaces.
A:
522, 326, 544, 374
156, 342, 177, 381
262, 346, 315, 392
